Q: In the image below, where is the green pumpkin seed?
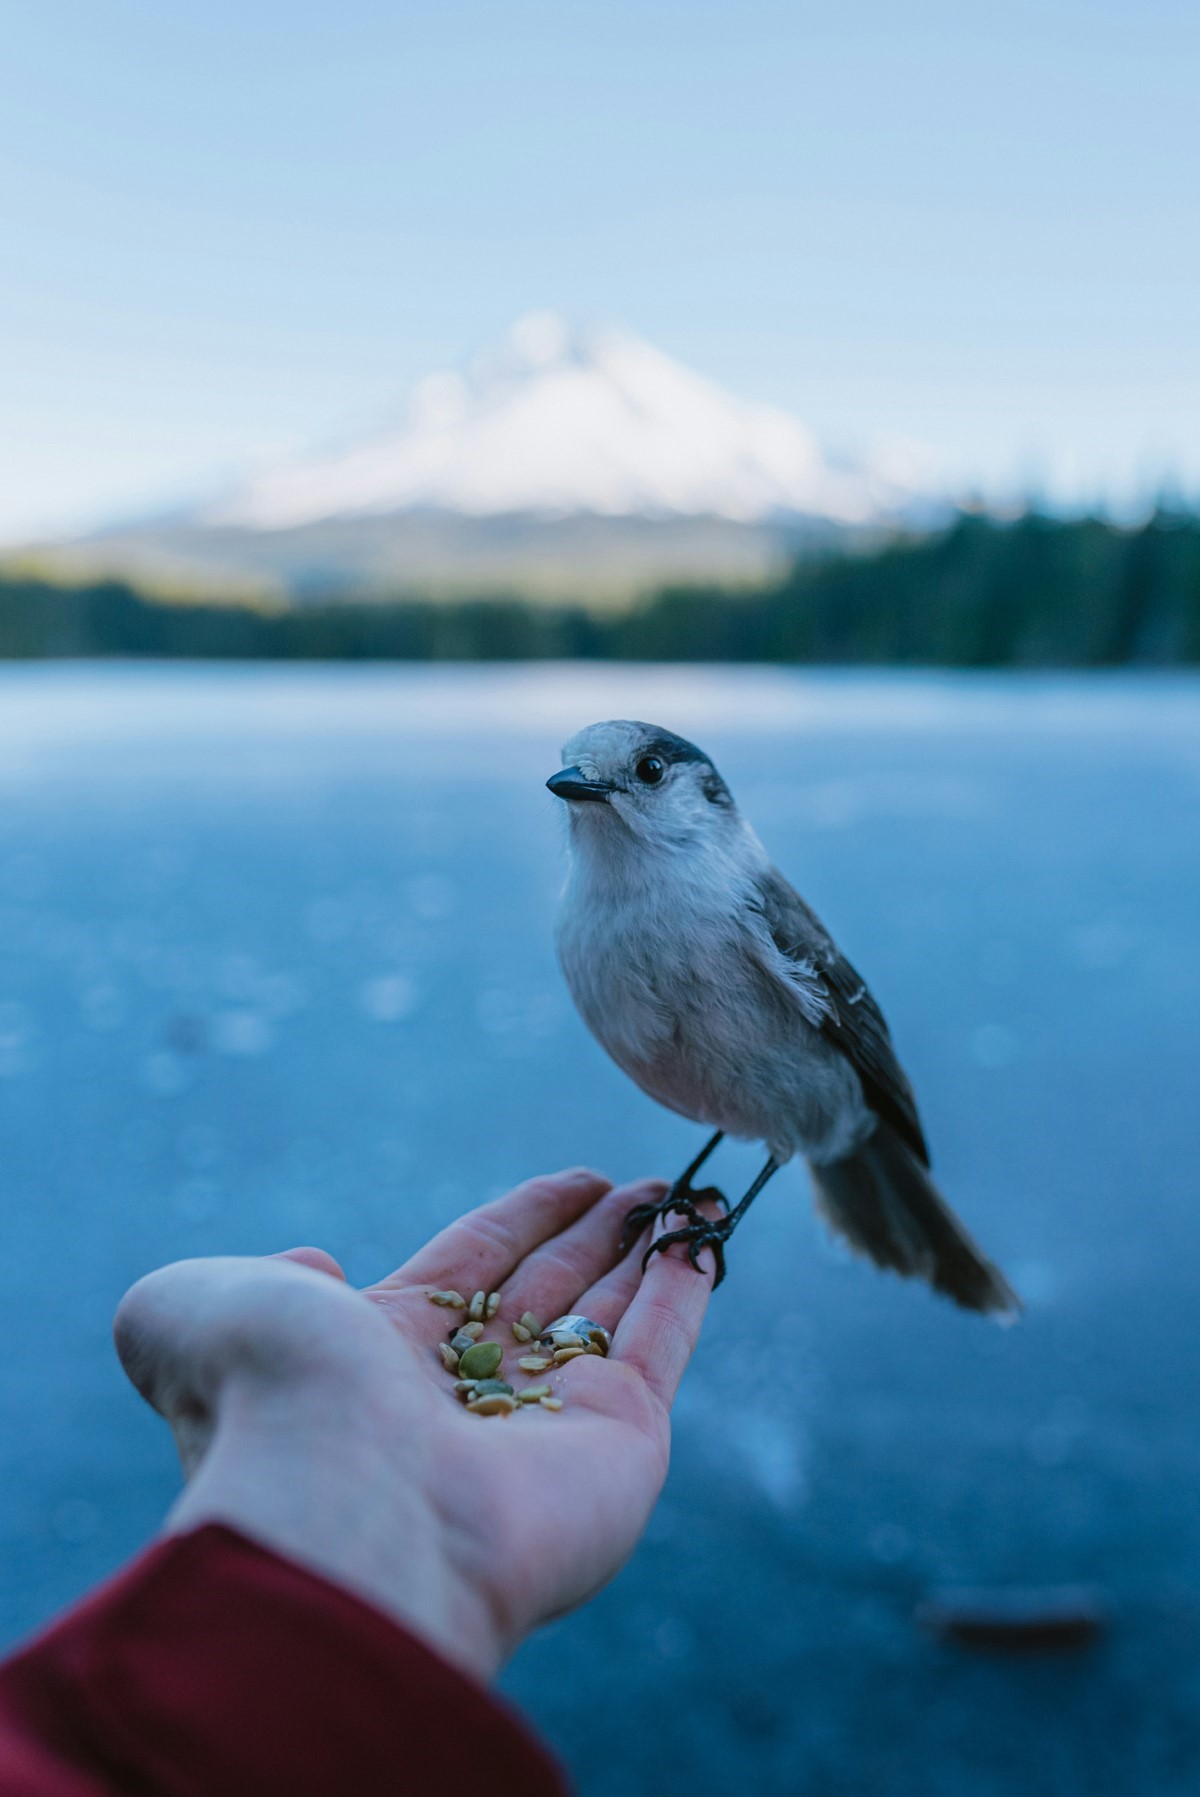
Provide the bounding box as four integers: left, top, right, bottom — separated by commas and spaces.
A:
458, 1341, 503, 1380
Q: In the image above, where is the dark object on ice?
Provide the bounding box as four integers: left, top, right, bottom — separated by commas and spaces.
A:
917, 1585, 1110, 1652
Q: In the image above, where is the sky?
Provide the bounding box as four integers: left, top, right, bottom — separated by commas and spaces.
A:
3, 0, 1199, 539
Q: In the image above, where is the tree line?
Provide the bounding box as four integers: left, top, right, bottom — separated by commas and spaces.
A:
2, 510, 1198, 665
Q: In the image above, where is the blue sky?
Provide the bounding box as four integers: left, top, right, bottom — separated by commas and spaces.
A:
3, 0, 1198, 537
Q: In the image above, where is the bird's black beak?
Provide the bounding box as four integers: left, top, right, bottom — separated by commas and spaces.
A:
546, 766, 614, 804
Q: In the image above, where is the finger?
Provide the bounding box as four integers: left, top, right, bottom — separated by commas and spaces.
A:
608, 1198, 723, 1407
271, 1247, 347, 1281
377, 1168, 612, 1298
500, 1178, 666, 1330
576, 1184, 723, 1331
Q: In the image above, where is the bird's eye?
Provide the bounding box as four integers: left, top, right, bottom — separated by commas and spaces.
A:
635, 756, 666, 786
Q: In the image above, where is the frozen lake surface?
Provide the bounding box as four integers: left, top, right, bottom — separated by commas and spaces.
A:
0, 663, 1197, 1794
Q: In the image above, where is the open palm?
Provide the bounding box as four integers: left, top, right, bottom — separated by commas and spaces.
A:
116, 1167, 720, 1674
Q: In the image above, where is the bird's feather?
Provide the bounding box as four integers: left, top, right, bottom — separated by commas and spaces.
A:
751, 866, 931, 1166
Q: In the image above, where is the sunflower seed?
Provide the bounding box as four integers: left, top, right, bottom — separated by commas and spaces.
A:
518, 1354, 552, 1373
467, 1393, 517, 1416
427, 1289, 467, 1308
438, 1343, 460, 1374
539, 1397, 563, 1411
458, 1341, 503, 1380
552, 1346, 586, 1365
517, 1384, 551, 1403
485, 1292, 501, 1319
585, 1341, 605, 1355
468, 1290, 487, 1322
520, 1311, 542, 1337
511, 1322, 532, 1342
449, 1327, 481, 1356
453, 1380, 478, 1399
546, 1330, 586, 1349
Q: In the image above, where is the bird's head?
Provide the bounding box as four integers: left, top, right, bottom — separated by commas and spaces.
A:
547, 720, 738, 853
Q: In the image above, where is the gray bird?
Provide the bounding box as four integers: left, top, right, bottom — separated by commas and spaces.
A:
547, 719, 1018, 1315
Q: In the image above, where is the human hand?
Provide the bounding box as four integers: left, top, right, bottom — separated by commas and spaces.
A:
114, 1169, 720, 1681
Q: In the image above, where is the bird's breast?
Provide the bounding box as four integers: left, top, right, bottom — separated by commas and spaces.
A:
554, 861, 870, 1159
555, 872, 778, 1127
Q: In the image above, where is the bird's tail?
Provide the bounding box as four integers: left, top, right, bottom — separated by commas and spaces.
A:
808, 1121, 1020, 1318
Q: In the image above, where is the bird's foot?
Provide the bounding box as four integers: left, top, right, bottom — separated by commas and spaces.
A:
641, 1210, 736, 1288
618, 1183, 726, 1257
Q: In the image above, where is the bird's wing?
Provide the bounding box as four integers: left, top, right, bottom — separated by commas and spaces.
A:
749, 865, 931, 1166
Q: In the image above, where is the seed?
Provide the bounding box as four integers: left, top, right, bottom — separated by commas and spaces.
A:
427, 1289, 466, 1308
585, 1328, 610, 1356
471, 1378, 515, 1398
546, 1330, 585, 1349
520, 1311, 542, 1337
438, 1343, 460, 1374
468, 1290, 486, 1322
467, 1393, 517, 1416
517, 1384, 551, 1403
458, 1341, 503, 1380
511, 1322, 531, 1343
552, 1346, 586, 1365
485, 1292, 501, 1319
585, 1341, 604, 1355
539, 1397, 563, 1411
449, 1322, 484, 1355
517, 1355, 552, 1373
453, 1380, 478, 1399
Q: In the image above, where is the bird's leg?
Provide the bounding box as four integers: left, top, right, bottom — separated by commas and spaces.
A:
619, 1130, 725, 1254
643, 1155, 779, 1289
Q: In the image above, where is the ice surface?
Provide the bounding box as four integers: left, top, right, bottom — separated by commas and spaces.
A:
0, 664, 1197, 1796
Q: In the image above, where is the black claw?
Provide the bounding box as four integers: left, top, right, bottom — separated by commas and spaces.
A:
639, 1216, 732, 1287
691, 1184, 730, 1217
619, 1185, 711, 1256
619, 1203, 663, 1254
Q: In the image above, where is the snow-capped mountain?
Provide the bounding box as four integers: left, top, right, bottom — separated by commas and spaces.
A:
35, 316, 939, 602
206, 313, 909, 530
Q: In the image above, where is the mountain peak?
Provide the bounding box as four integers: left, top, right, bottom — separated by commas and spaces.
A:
204, 316, 913, 532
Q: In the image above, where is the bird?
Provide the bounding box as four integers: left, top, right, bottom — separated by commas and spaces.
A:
546, 719, 1018, 1316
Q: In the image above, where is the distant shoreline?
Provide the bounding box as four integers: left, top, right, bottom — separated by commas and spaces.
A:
3, 512, 1197, 667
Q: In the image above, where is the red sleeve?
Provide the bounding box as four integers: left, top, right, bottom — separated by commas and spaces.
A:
0, 1523, 568, 1797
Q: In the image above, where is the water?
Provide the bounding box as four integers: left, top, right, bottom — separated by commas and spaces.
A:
0, 663, 1197, 1794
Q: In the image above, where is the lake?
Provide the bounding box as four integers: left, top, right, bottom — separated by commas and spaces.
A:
0, 663, 1197, 1795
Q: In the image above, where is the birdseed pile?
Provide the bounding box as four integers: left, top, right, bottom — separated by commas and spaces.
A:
426, 1289, 610, 1415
